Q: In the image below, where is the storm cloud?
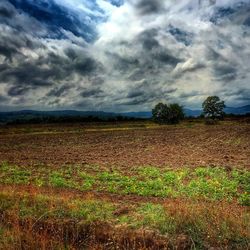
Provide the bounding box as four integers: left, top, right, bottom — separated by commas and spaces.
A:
0, 0, 249, 111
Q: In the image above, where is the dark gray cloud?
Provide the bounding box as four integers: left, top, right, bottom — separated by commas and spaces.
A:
7, 0, 103, 42
131, 0, 164, 15
135, 29, 182, 67
137, 29, 160, 50
0, 44, 18, 61
244, 16, 250, 26
127, 90, 144, 99
107, 52, 139, 73
0, 94, 8, 103
0, 15, 103, 97
120, 79, 178, 107
0, 4, 15, 18
168, 25, 194, 46
81, 88, 104, 98
179, 91, 204, 99
213, 64, 238, 82
108, 29, 182, 77
47, 85, 72, 98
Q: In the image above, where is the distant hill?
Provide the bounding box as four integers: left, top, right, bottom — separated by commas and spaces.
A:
122, 105, 250, 118
184, 105, 250, 117
121, 112, 152, 119
224, 105, 250, 115
0, 110, 117, 122
0, 105, 249, 123
183, 109, 203, 117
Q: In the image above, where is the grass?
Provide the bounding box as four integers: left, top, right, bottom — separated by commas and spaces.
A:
0, 191, 249, 249
0, 191, 116, 223
0, 161, 249, 247
0, 162, 249, 205
134, 203, 177, 234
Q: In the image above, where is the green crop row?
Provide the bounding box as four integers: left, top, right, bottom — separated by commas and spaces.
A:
0, 162, 249, 205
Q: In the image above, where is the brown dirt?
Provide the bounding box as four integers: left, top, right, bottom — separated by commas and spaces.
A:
0, 121, 249, 169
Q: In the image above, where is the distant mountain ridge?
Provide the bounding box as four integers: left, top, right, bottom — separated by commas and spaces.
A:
123, 105, 250, 118
184, 105, 250, 117
224, 105, 250, 114
0, 105, 249, 123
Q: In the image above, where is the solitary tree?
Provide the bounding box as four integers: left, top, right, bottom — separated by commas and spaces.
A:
152, 102, 184, 124
202, 96, 225, 121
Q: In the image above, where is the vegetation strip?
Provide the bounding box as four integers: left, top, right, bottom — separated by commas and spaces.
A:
0, 162, 249, 205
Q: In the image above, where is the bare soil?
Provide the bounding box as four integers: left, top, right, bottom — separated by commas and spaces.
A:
0, 121, 249, 169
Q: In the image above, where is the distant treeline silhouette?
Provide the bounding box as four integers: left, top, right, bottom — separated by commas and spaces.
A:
3, 113, 249, 125
4, 115, 146, 125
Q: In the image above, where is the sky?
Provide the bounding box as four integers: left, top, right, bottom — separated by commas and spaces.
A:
0, 0, 249, 112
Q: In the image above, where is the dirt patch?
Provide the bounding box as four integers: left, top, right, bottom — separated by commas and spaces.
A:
0, 121, 249, 169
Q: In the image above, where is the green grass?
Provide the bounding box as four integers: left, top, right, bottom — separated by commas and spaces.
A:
134, 203, 177, 234
0, 162, 249, 205
0, 192, 116, 222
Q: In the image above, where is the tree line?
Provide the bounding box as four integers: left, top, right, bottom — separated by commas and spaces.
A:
152, 96, 225, 124
2, 96, 242, 125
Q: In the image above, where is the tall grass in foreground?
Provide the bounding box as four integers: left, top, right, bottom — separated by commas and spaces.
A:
0, 162, 249, 248
0, 191, 249, 249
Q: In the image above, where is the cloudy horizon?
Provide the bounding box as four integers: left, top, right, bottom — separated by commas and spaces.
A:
0, 0, 250, 112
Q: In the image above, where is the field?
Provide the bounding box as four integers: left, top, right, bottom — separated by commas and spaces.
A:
0, 120, 249, 249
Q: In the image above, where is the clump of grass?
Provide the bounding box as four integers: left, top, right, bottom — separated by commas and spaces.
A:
0, 162, 31, 184
49, 171, 76, 189
238, 193, 250, 206
0, 224, 74, 249
139, 167, 161, 178
78, 170, 95, 190
0, 191, 116, 223
232, 169, 250, 191
69, 200, 115, 222
182, 177, 238, 200
163, 201, 250, 249
135, 203, 177, 234
194, 166, 226, 178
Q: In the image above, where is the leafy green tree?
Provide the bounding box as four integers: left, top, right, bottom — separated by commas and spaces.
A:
152, 102, 184, 124
202, 96, 225, 120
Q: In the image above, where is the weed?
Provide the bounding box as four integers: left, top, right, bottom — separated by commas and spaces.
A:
49, 171, 76, 189
139, 167, 161, 178
238, 193, 250, 206
3, 167, 31, 185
